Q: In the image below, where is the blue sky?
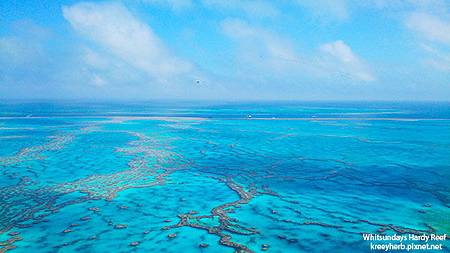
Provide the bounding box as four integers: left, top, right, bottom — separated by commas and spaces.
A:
0, 0, 449, 100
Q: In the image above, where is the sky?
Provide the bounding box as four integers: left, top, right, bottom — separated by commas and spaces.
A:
0, 0, 450, 101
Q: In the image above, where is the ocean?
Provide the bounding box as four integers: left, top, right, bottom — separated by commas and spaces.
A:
0, 101, 449, 252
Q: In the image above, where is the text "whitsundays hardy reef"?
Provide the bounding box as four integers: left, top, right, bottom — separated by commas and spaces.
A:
363, 233, 447, 251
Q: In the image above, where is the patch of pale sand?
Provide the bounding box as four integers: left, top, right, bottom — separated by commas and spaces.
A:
108, 116, 207, 123
0, 127, 34, 130
0, 135, 28, 139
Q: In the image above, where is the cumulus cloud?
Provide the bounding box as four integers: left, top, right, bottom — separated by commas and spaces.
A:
319, 40, 375, 82
62, 1, 195, 85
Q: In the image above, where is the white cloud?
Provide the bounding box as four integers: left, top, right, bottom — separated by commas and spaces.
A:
221, 19, 375, 83
404, 11, 450, 72
83, 48, 109, 69
292, 0, 449, 23
320, 40, 359, 63
426, 55, 450, 72
406, 12, 450, 45
293, 0, 349, 21
370, 0, 450, 13
221, 19, 301, 74
0, 21, 49, 67
62, 1, 195, 85
91, 73, 107, 87
0, 22, 51, 87
203, 0, 279, 18
0, 37, 38, 66
419, 43, 450, 72
79, 47, 138, 87
319, 40, 375, 82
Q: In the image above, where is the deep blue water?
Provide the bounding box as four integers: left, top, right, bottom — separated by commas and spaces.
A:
0, 101, 449, 252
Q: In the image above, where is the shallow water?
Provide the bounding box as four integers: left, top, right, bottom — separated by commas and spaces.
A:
0, 102, 449, 252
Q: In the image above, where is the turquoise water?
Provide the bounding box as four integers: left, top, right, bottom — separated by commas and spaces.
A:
0, 102, 449, 252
